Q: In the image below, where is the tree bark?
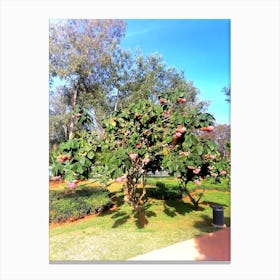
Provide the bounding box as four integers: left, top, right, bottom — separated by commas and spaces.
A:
69, 89, 78, 139
136, 205, 148, 228
184, 187, 205, 209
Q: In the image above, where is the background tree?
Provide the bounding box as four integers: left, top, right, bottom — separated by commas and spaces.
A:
109, 49, 209, 113
49, 19, 211, 145
49, 86, 72, 146
222, 86, 231, 103
200, 124, 230, 159
49, 19, 126, 139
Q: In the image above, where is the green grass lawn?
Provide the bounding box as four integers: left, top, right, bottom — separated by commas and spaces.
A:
49, 179, 230, 261
146, 176, 230, 192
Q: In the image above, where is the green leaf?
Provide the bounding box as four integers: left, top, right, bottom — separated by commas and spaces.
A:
76, 164, 85, 174
190, 135, 198, 145
68, 139, 79, 149
207, 141, 216, 151
182, 140, 191, 150
87, 150, 95, 159
140, 113, 149, 124
196, 145, 203, 155
139, 145, 147, 156
112, 168, 123, 179
155, 106, 163, 115
59, 142, 69, 151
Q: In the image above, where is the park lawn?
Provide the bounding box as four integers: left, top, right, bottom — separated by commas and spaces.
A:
146, 176, 230, 192
49, 180, 230, 261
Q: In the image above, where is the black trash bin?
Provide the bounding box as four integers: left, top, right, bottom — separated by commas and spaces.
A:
211, 205, 225, 228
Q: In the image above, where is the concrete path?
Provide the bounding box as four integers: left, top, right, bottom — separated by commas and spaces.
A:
129, 228, 230, 261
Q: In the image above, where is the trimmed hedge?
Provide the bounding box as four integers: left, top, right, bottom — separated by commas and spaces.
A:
146, 182, 182, 200
49, 186, 112, 223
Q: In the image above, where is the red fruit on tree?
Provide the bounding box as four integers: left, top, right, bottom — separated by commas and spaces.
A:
143, 158, 150, 165
178, 97, 186, 103
144, 130, 150, 136
57, 157, 63, 163
50, 175, 61, 181
176, 127, 186, 134
159, 98, 167, 105
67, 181, 78, 188
175, 132, 182, 138
201, 126, 214, 132
179, 151, 189, 156
129, 153, 138, 161
193, 168, 201, 174
57, 155, 66, 163
194, 180, 201, 186
116, 175, 127, 182
204, 154, 215, 160
206, 125, 214, 132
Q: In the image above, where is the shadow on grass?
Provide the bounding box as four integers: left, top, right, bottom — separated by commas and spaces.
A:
111, 194, 125, 207
109, 197, 207, 229
193, 214, 231, 234
111, 211, 131, 228
133, 202, 157, 229
98, 193, 125, 218
103, 186, 229, 229
200, 200, 229, 207
145, 186, 181, 200
163, 199, 205, 217
109, 201, 157, 229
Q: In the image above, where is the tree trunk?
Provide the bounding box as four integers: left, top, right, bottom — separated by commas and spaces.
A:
136, 205, 148, 228
62, 125, 68, 139
69, 89, 78, 139
184, 187, 205, 210
185, 189, 199, 209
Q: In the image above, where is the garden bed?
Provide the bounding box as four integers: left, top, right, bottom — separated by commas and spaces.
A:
49, 185, 112, 224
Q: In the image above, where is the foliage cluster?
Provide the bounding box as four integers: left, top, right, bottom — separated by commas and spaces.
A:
51, 90, 229, 226
50, 131, 101, 181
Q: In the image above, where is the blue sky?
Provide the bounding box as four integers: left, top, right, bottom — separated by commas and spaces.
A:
120, 19, 230, 124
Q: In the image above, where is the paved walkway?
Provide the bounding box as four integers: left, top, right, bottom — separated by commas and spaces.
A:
129, 228, 230, 261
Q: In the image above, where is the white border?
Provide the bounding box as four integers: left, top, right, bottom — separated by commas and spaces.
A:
1, 0, 279, 279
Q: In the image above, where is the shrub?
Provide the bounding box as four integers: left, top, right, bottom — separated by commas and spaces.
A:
49, 186, 112, 223
147, 181, 182, 200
